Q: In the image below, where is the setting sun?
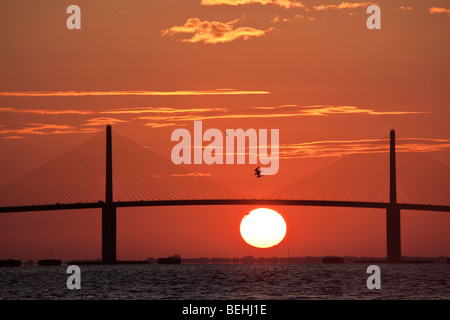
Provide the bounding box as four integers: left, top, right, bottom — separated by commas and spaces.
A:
240, 208, 287, 248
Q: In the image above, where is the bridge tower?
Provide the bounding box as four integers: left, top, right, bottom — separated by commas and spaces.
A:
102, 125, 116, 264
387, 129, 401, 262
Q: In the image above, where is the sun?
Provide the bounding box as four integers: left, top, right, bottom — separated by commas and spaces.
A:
240, 208, 287, 248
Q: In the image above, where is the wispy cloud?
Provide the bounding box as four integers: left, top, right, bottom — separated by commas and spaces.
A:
0, 89, 270, 97
145, 122, 179, 128
103, 107, 225, 115
162, 18, 274, 44
396, 6, 412, 12
429, 7, 450, 16
0, 107, 91, 115
84, 117, 128, 126
168, 137, 450, 160
0, 106, 225, 117
294, 105, 427, 116
135, 105, 428, 125
252, 104, 298, 110
170, 173, 212, 177
271, 14, 315, 23
280, 138, 450, 159
293, 14, 315, 22
0, 124, 99, 137
313, 2, 375, 11
0, 105, 430, 138
200, 0, 305, 9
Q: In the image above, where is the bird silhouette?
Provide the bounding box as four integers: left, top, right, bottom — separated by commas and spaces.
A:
254, 166, 262, 178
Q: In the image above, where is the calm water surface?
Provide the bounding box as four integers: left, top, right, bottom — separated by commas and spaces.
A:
0, 264, 449, 300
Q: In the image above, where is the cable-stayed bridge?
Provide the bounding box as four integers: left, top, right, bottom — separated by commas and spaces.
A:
0, 126, 449, 263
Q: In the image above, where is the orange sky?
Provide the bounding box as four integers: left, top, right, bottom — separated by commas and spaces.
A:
0, 0, 449, 261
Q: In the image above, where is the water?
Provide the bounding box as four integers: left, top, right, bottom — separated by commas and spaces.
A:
0, 264, 449, 300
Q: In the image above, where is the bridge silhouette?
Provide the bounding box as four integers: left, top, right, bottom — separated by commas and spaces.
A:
0, 126, 449, 263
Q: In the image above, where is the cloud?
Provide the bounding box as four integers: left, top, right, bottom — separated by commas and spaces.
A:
279, 138, 450, 159
168, 135, 450, 160
84, 117, 128, 126
162, 18, 274, 44
103, 107, 224, 115
271, 15, 281, 23
292, 105, 427, 116
271, 14, 315, 23
0, 106, 226, 119
294, 14, 315, 22
0, 89, 270, 97
170, 173, 212, 177
200, 0, 305, 9
0, 124, 99, 138
253, 104, 298, 110
429, 7, 450, 16
0, 107, 92, 115
0, 105, 429, 138
169, 136, 450, 160
396, 6, 412, 12
145, 122, 179, 128
135, 105, 429, 125
313, 2, 375, 11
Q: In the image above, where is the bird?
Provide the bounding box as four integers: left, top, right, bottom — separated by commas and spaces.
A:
254, 166, 262, 178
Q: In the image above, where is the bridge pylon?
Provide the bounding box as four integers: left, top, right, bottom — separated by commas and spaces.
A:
387, 129, 401, 263
102, 125, 116, 264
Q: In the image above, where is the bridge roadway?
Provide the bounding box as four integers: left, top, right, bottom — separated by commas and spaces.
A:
1, 199, 449, 214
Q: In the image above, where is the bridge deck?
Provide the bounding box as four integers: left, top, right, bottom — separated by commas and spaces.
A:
0, 199, 449, 213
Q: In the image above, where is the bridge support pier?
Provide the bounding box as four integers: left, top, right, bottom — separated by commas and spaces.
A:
386, 206, 401, 263
102, 204, 116, 264
102, 124, 117, 264
387, 129, 401, 263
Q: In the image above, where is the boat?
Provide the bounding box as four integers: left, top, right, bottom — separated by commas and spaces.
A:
0, 259, 21, 267
38, 259, 62, 266
158, 254, 181, 265
38, 249, 61, 266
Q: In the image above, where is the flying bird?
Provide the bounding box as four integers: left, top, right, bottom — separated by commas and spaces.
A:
254, 166, 262, 178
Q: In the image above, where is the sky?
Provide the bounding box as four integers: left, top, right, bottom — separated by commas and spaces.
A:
0, 0, 449, 261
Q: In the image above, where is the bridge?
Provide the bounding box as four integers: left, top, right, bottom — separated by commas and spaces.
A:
0, 126, 449, 263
